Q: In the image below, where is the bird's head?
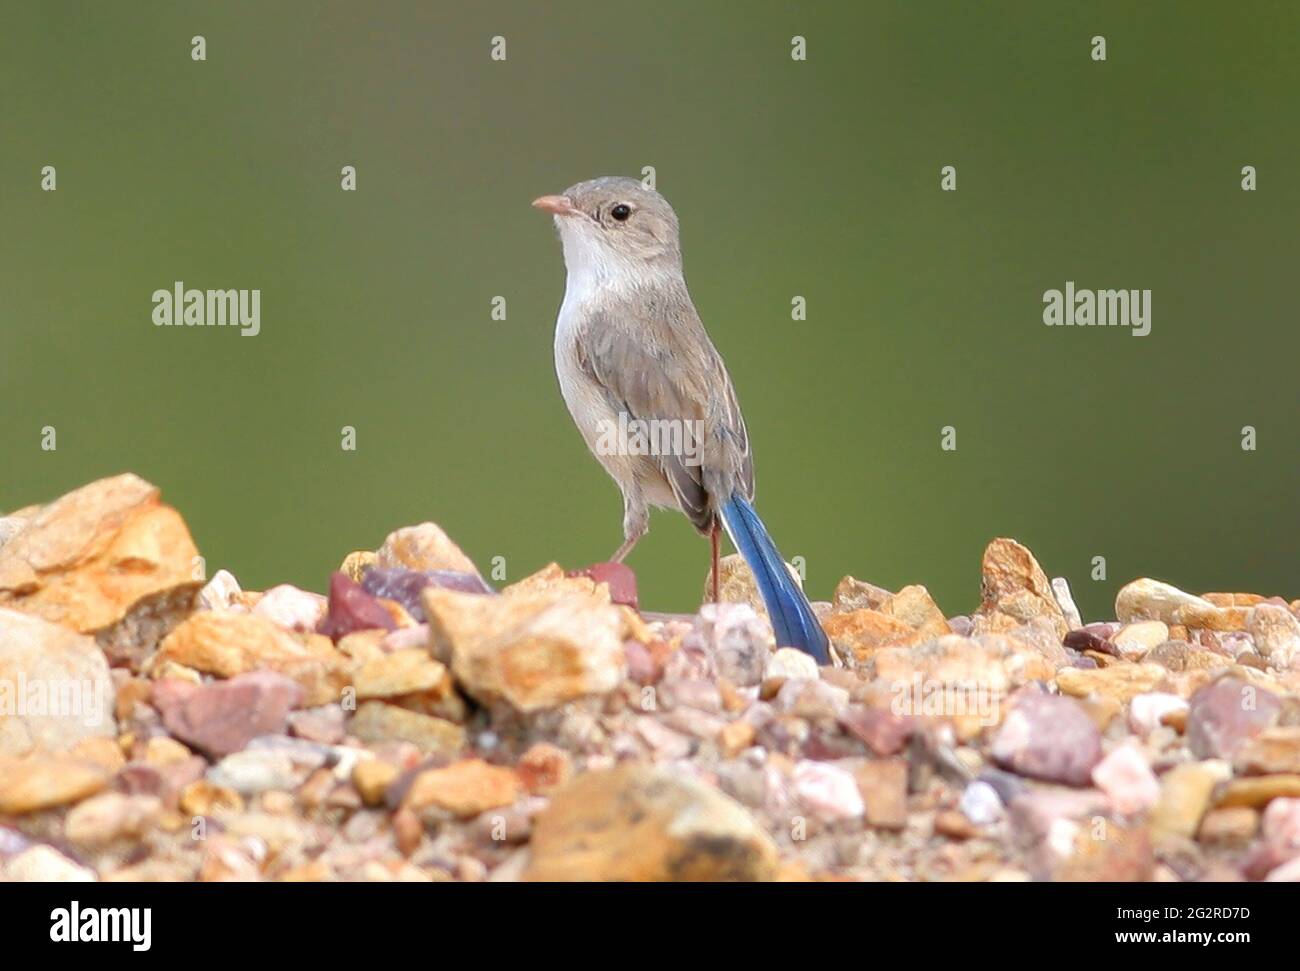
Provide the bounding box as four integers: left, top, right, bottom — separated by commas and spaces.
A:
533, 176, 683, 281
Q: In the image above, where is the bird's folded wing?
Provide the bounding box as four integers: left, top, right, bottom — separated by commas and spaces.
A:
577, 304, 753, 529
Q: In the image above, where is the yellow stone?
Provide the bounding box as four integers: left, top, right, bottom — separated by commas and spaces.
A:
1056, 664, 1166, 702
0, 756, 109, 814
179, 779, 244, 816
352, 760, 400, 806
339, 550, 377, 583
354, 649, 452, 700
1152, 761, 1230, 839
144, 736, 193, 766
1216, 775, 1300, 808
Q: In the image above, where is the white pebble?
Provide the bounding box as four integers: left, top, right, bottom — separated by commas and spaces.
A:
766, 647, 819, 682
198, 569, 243, 612
959, 781, 1004, 826
2, 845, 96, 882
1128, 692, 1189, 736
792, 760, 863, 821
253, 584, 327, 632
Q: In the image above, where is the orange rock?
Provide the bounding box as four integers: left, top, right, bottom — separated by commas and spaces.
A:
68, 736, 125, 772
0, 474, 200, 633
352, 759, 400, 806
277, 860, 334, 882
719, 719, 756, 757
717, 677, 748, 713
516, 742, 573, 793
976, 538, 1067, 638
878, 585, 951, 640
0, 755, 110, 814
114, 676, 153, 722
823, 609, 921, 664
377, 523, 477, 575
392, 807, 423, 857
353, 649, 453, 700
155, 612, 353, 706
1202, 593, 1267, 608
831, 576, 893, 613
178, 779, 244, 816
423, 584, 627, 713
853, 758, 908, 829
1215, 775, 1300, 808
1056, 663, 1167, 703
935, 809, 978, 840
524, 764, 777, 881
402, 758, 521, 817
377, 598, 418, 628
504, 562, 600, 598
1052, 820, 1154, 881
1173, 603, 1250, 632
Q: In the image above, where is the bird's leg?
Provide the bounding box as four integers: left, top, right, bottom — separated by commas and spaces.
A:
611, 495, 648, 563
611, 533, 641, 563
710, 519, 721, 603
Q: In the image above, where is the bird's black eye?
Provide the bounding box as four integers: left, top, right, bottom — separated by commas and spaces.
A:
610, 203, 632, 221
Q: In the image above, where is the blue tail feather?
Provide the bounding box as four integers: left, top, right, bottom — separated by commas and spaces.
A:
719, 495, 830, 664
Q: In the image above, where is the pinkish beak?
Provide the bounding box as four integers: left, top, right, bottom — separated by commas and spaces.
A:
531, 194, 579, 217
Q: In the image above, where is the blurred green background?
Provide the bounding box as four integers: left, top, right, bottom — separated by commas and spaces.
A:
2, 1, 1297, 621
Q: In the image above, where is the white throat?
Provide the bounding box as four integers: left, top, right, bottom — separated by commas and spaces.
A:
556, 223, 680, 324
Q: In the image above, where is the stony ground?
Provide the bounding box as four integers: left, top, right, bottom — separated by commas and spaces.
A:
1, 473, 1299, 882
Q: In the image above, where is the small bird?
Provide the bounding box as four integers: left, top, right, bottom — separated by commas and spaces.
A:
533, 176, 830, 663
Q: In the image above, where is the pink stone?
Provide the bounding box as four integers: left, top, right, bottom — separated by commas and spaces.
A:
1187, 678, 1281, 759
380, 625, 431, 652
1091, 742, 1160, 814
992, 692, 1102, 786
287, 705, 346, 744
153, 672, 304, 758
317, 571, 397, 641
1262, 797, 1300, 860
567, 562, 638, 609
838, 707, 914, 756
633, 717, 692, 760
1265, 856, 1300, 881
624, 640, 661, 686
